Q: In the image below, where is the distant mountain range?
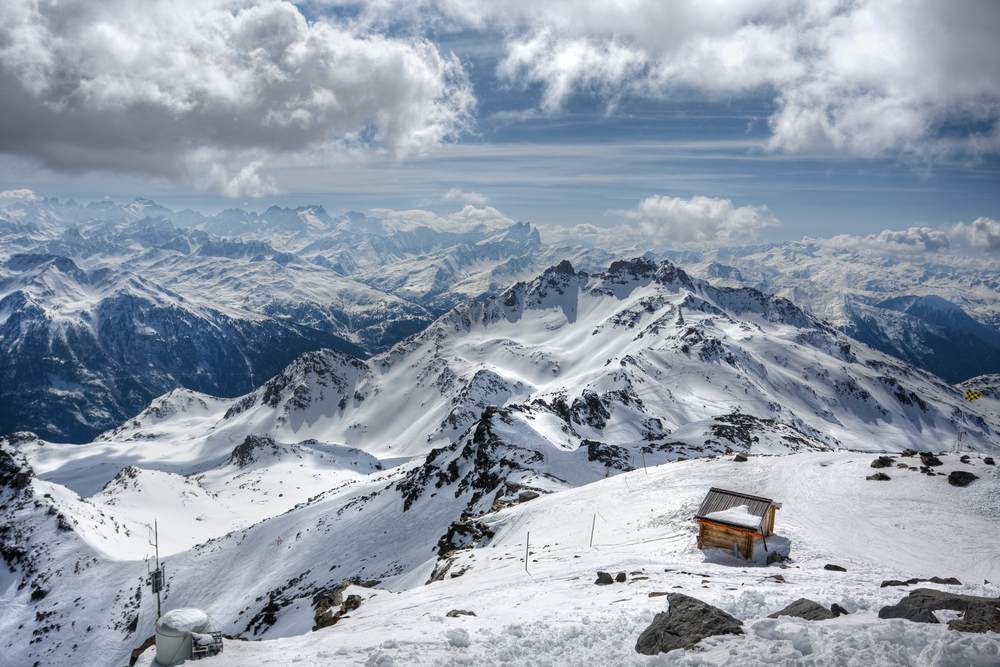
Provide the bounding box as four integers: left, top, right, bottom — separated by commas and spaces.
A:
2, 195, 999, 441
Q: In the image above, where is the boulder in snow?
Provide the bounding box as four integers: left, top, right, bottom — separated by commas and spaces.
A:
948, 602, 1000, 633
984, 457, 995, 465
595, 571, 614, 585
948, 471, 978, 487
866, 472, 891, 481
824, 564, 847, 572
880, 576, 961, 588
919, 453, 943, 467
767, 598, 835, 621
870, 456, 894, 469
878, 588, 1000, 624
634, 593, 743, 655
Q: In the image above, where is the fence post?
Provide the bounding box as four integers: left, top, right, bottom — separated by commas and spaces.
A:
589, 514, 596, 548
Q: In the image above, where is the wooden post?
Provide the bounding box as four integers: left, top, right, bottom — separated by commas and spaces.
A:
640, 449, 648, 475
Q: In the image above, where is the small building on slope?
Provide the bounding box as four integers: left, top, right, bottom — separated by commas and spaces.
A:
694, 487, 781, 560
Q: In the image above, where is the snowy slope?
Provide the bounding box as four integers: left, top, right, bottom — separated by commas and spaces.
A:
684, 243, 1000, 382
9, 443, 996, 667
34, 257, 996, 478
4, 258, 1000, 667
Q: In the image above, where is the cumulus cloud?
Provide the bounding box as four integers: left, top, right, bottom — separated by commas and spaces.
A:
345, 0, 1000, 159
443, 188, 488, 205
820, 218, 1000, 254
611, 194, 779, 244
0, 189, 41, 201
951, 217, 1000, 252
0, 0, 475, 195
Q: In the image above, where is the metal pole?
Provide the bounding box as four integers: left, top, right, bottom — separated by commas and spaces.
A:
525, 532, 530, 573
589, 514, 596, 548
640, 450, 648, 475
154, 520, 161, 618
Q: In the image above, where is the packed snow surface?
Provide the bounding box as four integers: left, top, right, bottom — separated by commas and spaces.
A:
118, 452, 1000, 667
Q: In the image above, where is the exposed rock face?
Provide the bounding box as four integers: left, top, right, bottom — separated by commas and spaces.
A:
228, 434, 280, 467
634, 593, 743, 655
866, 472, 891, 481
948, 471, 978, 487
312, 582, 367, 631
870, 456, 895, 468
878, 588, 1000, 624
767, 599, 836, 621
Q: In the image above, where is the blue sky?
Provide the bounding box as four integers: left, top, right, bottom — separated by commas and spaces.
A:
1, 1, 999, 243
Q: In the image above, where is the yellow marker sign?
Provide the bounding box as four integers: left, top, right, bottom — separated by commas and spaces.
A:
964, 390, 983, 401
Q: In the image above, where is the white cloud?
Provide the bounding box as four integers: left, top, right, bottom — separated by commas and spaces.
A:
819, 218, 1000, 254
611, 194, 779, 244
951, 217, 1000, 253
0, 0, 475, 196
443, 188, 488, 205
0, 188, 41, 201
346, 0, 1000, 159
370, 204, 513, 231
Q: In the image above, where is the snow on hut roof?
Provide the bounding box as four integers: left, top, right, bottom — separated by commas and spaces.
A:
156, 608, 210, 634
695, 487, 776, 531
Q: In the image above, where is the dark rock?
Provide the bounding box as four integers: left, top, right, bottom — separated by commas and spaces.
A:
635, 593, 743, 655
824, 564, 847, 572
767, 599, 835, 621
767, 551, 789, 565
733, 453, 748, 462
830, 603, 849, 617
446, 609, 476, 618
595, 571, 614, 585
948, 602, 1000, 633
878, 588, 1000, 624
648, 591, 669, 598
948, 471, 978, 487
900, 449, 918, 457
866, 472, 891, 481
870, 456, 895, 469
919, 453, 943, 467
615, 572, 627, 583
881, 576, 962, 588
517, 490, 540, 502
984, 457, 995, 465
959, 455, 971, 464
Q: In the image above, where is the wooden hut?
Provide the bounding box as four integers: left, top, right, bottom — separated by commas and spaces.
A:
694, 487, 780, 560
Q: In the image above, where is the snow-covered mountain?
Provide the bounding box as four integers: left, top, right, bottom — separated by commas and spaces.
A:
2, 257, 998, 666
0, 197, 566, 441
682, 242, 1000, 383
0, 251, 365, 442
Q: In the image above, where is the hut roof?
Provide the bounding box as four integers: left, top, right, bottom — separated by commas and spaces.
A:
694, 487, 778, 532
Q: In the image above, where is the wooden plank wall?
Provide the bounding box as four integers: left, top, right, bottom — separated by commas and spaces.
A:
698, 523, 758, 559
